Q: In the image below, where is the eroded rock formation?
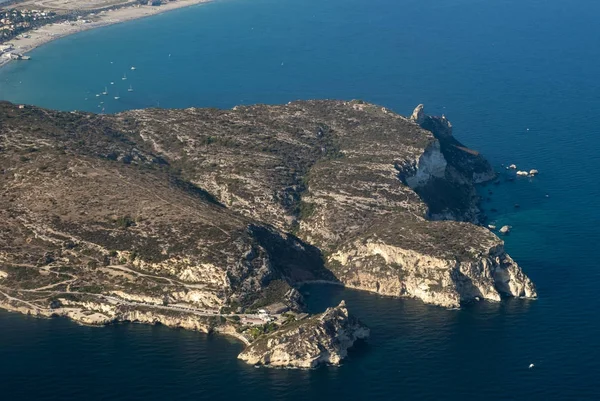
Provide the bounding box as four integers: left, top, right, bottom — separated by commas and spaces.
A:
0, 100, 536, 367
238, 301, 369, 368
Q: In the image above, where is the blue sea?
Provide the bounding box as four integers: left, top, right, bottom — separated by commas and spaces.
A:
1, 0, 600, 399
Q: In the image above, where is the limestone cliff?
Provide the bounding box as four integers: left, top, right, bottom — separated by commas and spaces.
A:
0, 99, 536, 344
0, 294, 248, 343
238, 301, 369, 368
328, 239, 536, 309
407, 104, 496, 222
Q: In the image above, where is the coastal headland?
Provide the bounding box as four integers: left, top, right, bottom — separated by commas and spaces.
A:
0, 0, 212, 67
0, 100, 536, 368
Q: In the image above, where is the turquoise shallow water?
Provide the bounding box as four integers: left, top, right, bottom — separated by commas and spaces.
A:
1, 0, 600, 399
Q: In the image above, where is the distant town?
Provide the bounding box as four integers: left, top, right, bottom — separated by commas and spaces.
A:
0, 8, 62, 59
1, 9, 57, 41
0, 0, 180, 62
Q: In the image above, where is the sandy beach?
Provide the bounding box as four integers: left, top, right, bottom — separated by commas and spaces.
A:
0, 0, 212, 68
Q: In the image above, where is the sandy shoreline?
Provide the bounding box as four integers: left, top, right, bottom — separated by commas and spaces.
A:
0, 0, 212, 68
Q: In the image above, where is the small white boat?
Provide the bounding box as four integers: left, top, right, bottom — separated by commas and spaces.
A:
529, 363, 534, 369
102, 86, 108, 95
122, 73, 127, 80
114, 92, 120, 100
127, 85, 133, 92
110, 82, 114, 85
130, 66, 136, 70
95, 94, 100, 97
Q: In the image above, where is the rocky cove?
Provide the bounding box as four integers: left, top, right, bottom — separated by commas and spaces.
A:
0, 100, 536, 368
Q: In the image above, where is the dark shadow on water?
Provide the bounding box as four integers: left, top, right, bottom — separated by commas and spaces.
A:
344, 337, 371, 363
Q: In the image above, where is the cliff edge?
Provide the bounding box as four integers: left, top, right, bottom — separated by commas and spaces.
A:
0, 100, 536, 367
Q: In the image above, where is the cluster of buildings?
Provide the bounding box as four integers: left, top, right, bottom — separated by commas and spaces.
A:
241, 303, 294, 326
0, 9, 57, 42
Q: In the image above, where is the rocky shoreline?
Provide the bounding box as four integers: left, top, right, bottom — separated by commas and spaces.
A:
0, 100, 536, 368
238, 301, 368, 368
0, 297, 252, 344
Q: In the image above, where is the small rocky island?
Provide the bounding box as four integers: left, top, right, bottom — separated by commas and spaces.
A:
238, 301, 369, 368
0, 100, 536, 368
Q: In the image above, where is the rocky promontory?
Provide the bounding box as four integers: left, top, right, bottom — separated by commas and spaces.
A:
238, 301, 369, 368
0, 100, 536, 367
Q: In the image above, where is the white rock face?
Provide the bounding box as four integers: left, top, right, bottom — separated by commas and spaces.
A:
238, 301, 369, 368
329, 241, 536, 308
118, 309, 213, 332
108, 288, 223, 311
110, 291, 164, 305
499, 225, 511, 234
529, 169, 539, 176
133, 257, 229, 287
410, 104, 426, 125
169, 290, 223, 309
0, 270, 7, 279
405, 141, 448, 188
491, 252, 537, 298
0, 296, 227, 335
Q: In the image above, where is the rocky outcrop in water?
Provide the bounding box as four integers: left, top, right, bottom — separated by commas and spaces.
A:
238, 301, 369, 368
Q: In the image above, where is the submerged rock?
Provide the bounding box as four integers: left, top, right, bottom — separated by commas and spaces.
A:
499, 225, 511, 235
238, 301, 369, 368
